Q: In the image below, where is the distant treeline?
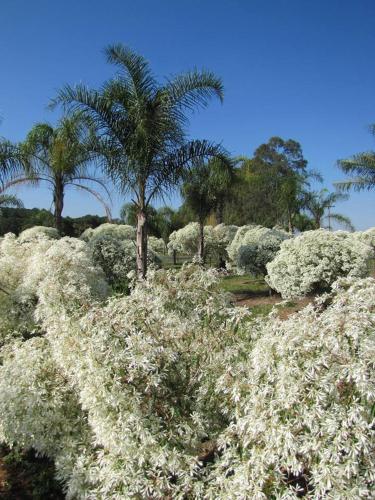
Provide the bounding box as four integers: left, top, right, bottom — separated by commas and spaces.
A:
0, 207, 108, 238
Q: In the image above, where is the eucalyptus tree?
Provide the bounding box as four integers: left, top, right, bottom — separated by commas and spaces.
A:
252, 137, 321, 233
7, 114, 111, 234
51, 43, 226, 277
336, 124, 375, 192
181, 156, 234, 262
304, 189, 354, 231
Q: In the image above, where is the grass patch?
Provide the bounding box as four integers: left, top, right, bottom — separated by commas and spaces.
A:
220, 274, 270, 296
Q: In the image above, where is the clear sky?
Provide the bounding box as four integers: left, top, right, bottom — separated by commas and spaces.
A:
1, 0, 374, 229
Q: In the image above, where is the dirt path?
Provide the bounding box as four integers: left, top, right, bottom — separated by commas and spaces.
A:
234, 292, 313, 319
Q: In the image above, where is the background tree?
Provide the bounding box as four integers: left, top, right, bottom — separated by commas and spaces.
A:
222, 139, 319, 230
304, 189, 354, 231
6, 115, 111, 234
181, 156, 234, 261
0, 193, 23, 209
52, 44, 226, 277
336, 124, 375, 192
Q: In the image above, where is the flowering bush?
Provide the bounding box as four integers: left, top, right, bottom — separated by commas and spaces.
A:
0, 232, 108, 348
354, 227, 375, 254
167, 222, 237, 263
148, 235, 166, 254
208, 276, 375, 498
80, 222, 136, 242
83, 224, 161, 288
18, 225, 60, 242
266, 229, 372, 298
227, 224, 290, 275
0, 254, 374, 498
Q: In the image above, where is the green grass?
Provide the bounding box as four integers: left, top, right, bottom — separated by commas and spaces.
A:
220, 274, 270, 295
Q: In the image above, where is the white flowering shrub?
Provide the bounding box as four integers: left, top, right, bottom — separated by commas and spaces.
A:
167, 222, 236, 263
82, 224, 161, 288
18, 226, 60, 242
80, 222, 136, 242
0, 232, 108, 348
212, 223, 238, 263
207, 276, 375, 498
266, 229, 372, 298
0, 254, 374, 498
354, 227, 375, 254
227, 224, 290, 275
148, 235, 166, 254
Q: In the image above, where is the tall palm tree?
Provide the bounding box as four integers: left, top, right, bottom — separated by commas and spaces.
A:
336, 125, 375, 192
51, 43, 227, 277
304, 189, 354, 231
181, 156, 234, 261
6, 114, 111, 234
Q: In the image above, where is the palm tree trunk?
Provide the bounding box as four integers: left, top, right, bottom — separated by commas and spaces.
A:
198, 219, 205, 263
136, 208, 148, 279
53, 179, 64, 235
216, 200, 224, 224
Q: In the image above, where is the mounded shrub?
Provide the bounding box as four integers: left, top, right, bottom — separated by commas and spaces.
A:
266, 229, 372, 298
227, 224, 290, 275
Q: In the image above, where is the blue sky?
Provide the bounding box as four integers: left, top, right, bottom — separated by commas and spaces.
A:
1, 0, 374, 229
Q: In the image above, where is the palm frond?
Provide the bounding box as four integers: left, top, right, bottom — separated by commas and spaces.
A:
105, 44, 156, 98
0, 193, 24, 209
67, 182, 112, 221
0, 140, 26, 188
325, 213, 355, 231
163, 69, 224, 111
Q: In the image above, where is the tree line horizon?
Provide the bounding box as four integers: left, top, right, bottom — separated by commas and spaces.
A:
1, 43, 374, 277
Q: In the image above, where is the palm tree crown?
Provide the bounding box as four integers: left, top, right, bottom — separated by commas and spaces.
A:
336, 125, 375, 192
304, 189, 354, 231
7, 114, 111, 233
51, 43, 226, 276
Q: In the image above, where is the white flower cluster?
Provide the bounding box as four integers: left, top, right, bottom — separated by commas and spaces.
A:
148, 235, 166, 254
0, 256, 373, 498
227, 224, 290, 275
18, 225, 60, 242
167, 222, 238, 262
0, 232, 108, 348
266, 229, 372, 298
81, 223, 162, 288
80, 222, 136, 242
208, 276, 375, 498
354, 227, 375, 253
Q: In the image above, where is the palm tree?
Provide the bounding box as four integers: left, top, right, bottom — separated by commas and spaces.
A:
304, 189, 354, 231
0, 139, 25, 188
336, 125, 375, 192
181, 156, 234, 261
6, 114, 111, 234
0, 193, 23, 209
0, 139, 25, 212
51, 43, 226, 277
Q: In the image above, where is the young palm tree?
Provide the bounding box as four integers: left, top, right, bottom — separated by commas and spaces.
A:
6, 114, 111, 234
51, 43, 226, 277
336, 125, 375, 192
304, 189, 354, 231
181, 156, 234, 261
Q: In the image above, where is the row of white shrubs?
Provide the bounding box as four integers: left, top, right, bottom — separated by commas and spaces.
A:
0, 227, 373, 498
168, 222, 375, 298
